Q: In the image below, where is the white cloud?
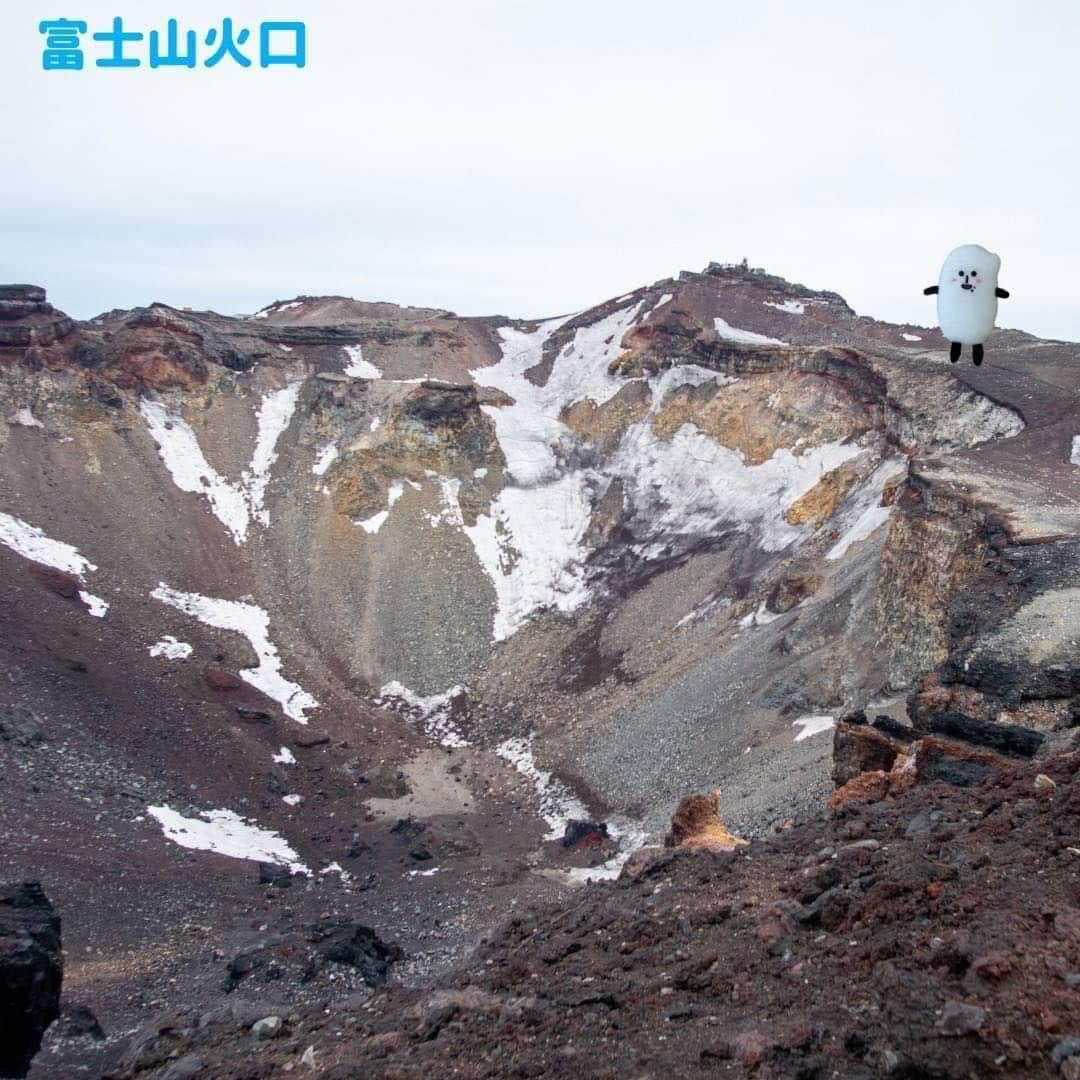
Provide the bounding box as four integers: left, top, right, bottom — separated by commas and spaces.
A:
3, 3, 1079, 339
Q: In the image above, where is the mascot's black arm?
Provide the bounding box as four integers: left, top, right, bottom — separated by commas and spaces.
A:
996, 287, 1010, 298
923, 285, 938, 295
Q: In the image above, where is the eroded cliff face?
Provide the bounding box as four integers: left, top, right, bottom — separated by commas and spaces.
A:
874, 474, 995, 688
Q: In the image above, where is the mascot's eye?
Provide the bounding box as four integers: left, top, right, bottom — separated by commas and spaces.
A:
971, 271, 977, 277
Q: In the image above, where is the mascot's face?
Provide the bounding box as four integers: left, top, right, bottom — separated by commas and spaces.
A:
939, 244, 1001, 296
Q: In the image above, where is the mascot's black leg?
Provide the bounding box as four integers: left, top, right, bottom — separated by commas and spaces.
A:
972, 344, 984, 366
949, 341, 962, 363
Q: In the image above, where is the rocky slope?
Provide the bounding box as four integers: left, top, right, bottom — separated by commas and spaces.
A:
104, 751, 1080, 1079
0, 263, 1078, 1076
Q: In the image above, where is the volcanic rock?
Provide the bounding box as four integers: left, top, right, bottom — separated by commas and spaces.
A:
665, 790, 746, 852
0, 883, 62, 1078
0, 707, 44, 748
561, 819, 609, 849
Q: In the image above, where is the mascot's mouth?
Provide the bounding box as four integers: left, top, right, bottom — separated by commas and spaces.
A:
961, 283, 974, 291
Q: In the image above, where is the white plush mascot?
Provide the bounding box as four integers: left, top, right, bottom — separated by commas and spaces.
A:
923, 244, 1010, 366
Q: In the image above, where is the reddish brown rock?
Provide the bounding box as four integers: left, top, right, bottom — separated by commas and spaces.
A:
203, 668, 244, 693
832, 720, 906, 786
666, 790, 746, 852
27, 564, 81, 600
293, 729, 331, 748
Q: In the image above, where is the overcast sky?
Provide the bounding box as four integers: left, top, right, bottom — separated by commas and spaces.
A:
4, 1, 1080, 339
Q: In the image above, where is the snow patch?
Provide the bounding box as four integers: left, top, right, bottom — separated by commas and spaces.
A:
646, 363, 730, 401
614, 422, 863, 556
8, 407, 44, 428
464, 307, 642, 640
494, 734, 591, 841
473, 306, 638, 487
464, 472, 599, 642
902, 333, 922, 342
375, 682, 469, 748
424, 476, 465, 528
357, 510, 389, 534
713, 317, 786, 345
826, 460, 905, 561
140, 382, 301, 544
676, 595, 730, 629
147, 805, 309, 873
273, 746, 296, 765
464, 300, 855, 642
343, 344, 382, 379
793, 714, 835, 742
149, 635, 193, 660
0, 513, 112, 618
252, 300, 301, 320
282, 794, 302, 806
409, 866, 441, 877
312, 442, 339, 476
248, 383, 303, 528
320, 861, 351, 883
763, 299, 805, 315
151, 584, 319, 723
79, 592, 109, 618
565, 819, 652, 884
738, 601, 782, 628
0, 512, 97, 578
1071, 436, 1080, 466
644, 293, 674, 319
356, 481, 408, 535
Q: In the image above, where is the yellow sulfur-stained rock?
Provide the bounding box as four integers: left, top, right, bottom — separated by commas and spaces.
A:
784, 465, 860, 528
666, 790, 747, 852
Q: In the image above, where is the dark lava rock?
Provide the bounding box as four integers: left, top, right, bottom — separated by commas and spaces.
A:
264, 773, 287, 797
401, 382, 480, 428
562, 819, 610, 849
792, 886, 849, 931
234, 706, 272, 723
293, 729, 330, 748
1053, 1038, 1080, 1066
223, 950, 263, 993
904, 809, 945, 839
390, 818, 426, 841
0, 882, 62, 1078
921, 754, 996, 788
257, 863, 294, 888
767, 573, 819, 614
303, 922, 404, 986
922, 710, 1044, 758
48, 1002, 105, 1041
871, 714, 917, 742
936, 1000, 986, 1036
0, 707, 43, 748
223, 922, 403, 995
0, 286, 47, 303
159, 1055, 205, 1080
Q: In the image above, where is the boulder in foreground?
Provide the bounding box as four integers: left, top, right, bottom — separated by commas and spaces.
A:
0, 882, 62, 1078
